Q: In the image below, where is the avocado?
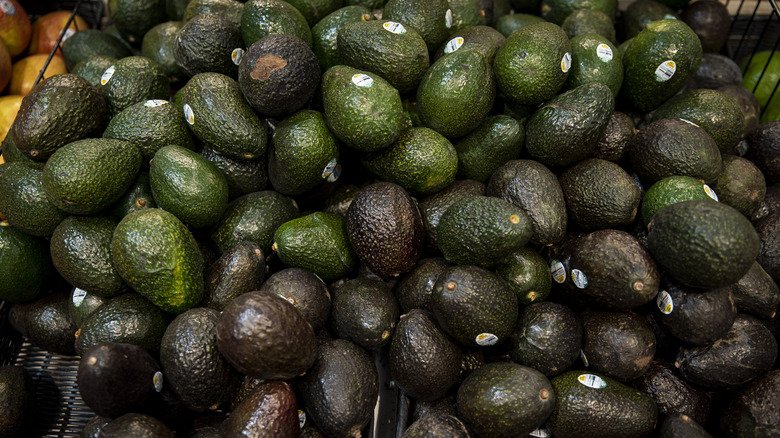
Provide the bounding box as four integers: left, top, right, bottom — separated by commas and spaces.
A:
755, 213, 780, 281
712, 155, 767, 217
42, 138, 141, 215
622, 0, 679, 39
745, 121, 780, 185
486, 159, 568, 246
80, 416, 111, 438
731, 262, 780, 319
222, 381, 300, 437
493, 22, 572, 106
658, 413, 713, 438
394, 258, 449, 313
160, 307, 241, 412
508, 301, 583, 377
651, 88, 745, 154
111, 208, 204, 314
238, 34, 320, 118
675, 314, 777, 389
98, 413, 175, 438
561, 9, 616, 41
321, 65, 406, 153
654, 279, 736, 346
12, 74, 107, 162
448, 0, 487, 31
647, 199, 760, 289
433, 25, 506, 63
383, 0, 450, 52
540, 0, 617, 25
173, 12, 243, 78
559, 158, 642, 230
200, 146, 268, 199
494, 12, 545, 37
110, 172, 157, 220
68, 288, 109, 329
77, 342, 162, 418
457, 362, 555, 437
432, 265, 518, 347
688, 53, 743, 90
629, 118, 722, 185
0, 133, 42, 170
268, 110, 340, 196
60, 30, 132, 70
564, 34, 623, 96
419, 179, 486, 253
50, 215, 127, 298
74, 293, 170, 356
417, 49, 495, 139
257, 267, 331, 331
0, 366, 32, 437
580, 310, 657, 382
346, 182, 424, 278
403, 413, 470, 438
107, 0, 167, 45
311, 5, 374, 71
436, 195, 532, 268
495, 246, 552, 305
240, 0, 312, 47
297, 338, 378, 438
720, 84, 761, 136
569, 229, 660, 310
621, 19, 702, 112
331, 277, 399, 349
680, 0, 731, 53
216, 291, 317, 379
548, 370, 658, 438
150, 145, 228, 228
183, 0, 244, 26
179, 72, 268, 161
202, 241, 266, 311
103, 98, 195, 163
72, 56, 119, 88
361, 127, 458, 196
273, 212, 356, 281
141, 21, 188, 82
388, 309, 461, 401
9, 291, 76, 355
632, 358, 712, 425
720, 369, 780, 436
0, 222, 50, 303
98, 56, 171, 116
337, 19, 429, 94
640, 175, 716, 227
411, 395, 458, 423
210, 190, 300, 254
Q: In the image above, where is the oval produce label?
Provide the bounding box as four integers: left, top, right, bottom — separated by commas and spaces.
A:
578, 373, 607, 389
655, 60, 676, 82
100, 65, 116, 86
383, 21, 407, 34
703, 184, 719, 201
72, 288, 87, 307
476, 333, 499, 346
572, 269, 588, 289
445, 9, 453, 28
444, 37, 465, 54
657, 290, 674, 314
0, 0, 15, 15
183, 104, 195, 125
561, 52, 572, 72
550, 259, 566, 283
231, 48, 245, 65
352, 73, 374, 88
597, 44, 613, 62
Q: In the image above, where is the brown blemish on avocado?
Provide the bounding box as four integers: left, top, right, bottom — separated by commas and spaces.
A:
251, 55, 288, 80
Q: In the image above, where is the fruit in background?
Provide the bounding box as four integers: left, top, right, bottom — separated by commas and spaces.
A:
8, 54, 67, 95
0, 39, 10, 90
0, 94, 23, 140
740, 50, 780, 122
0, 0, 31, 57
28, 11, 89, 56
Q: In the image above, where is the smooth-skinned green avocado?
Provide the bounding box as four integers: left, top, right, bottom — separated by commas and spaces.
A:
0, 222, 51, 303
111, 208, 204, 314
0, 163, 68, 237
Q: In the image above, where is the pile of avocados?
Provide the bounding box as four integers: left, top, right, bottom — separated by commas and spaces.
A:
2, 0, 780, 436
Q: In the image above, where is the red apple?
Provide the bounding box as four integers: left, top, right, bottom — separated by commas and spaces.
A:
0, 39, 10, 91
0, 0, 31, 57
28, 11, 89, 56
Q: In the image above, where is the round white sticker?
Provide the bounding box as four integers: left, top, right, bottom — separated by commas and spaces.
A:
183, 103, 194, 125
663, 13, 678, 19
444, 37, 465, 54
475, 333, 499, 346
657, 290, 674, 314
144, 99, 168, 108
100, 65, 116, 86
679, 118, 699, 127
383, 21, 407, 34
703, 184, 719, 201
572, 269, 588, 289
352, 73, 374, 88
72, 288, 87, 307
578, 373, 607, 389
530, 427, 549, 438
321, 158, 341, 183
580, 349, 589, 367
445, 9, 453, 28
596, 44, 613, 62
231, 48, 245, 66
298, 410, 306, 428
550, 259, 566, 284
561, 52, 572, 73
153, 371, 164, 392
0, 0, 15, 15
655, 60, 676, 82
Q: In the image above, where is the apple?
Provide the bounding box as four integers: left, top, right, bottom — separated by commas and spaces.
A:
0, 0, 31, 57
0, 40, 10, 91
28, 11, 89, 56
0, 94, 23, 141
8, 53, 66, 95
